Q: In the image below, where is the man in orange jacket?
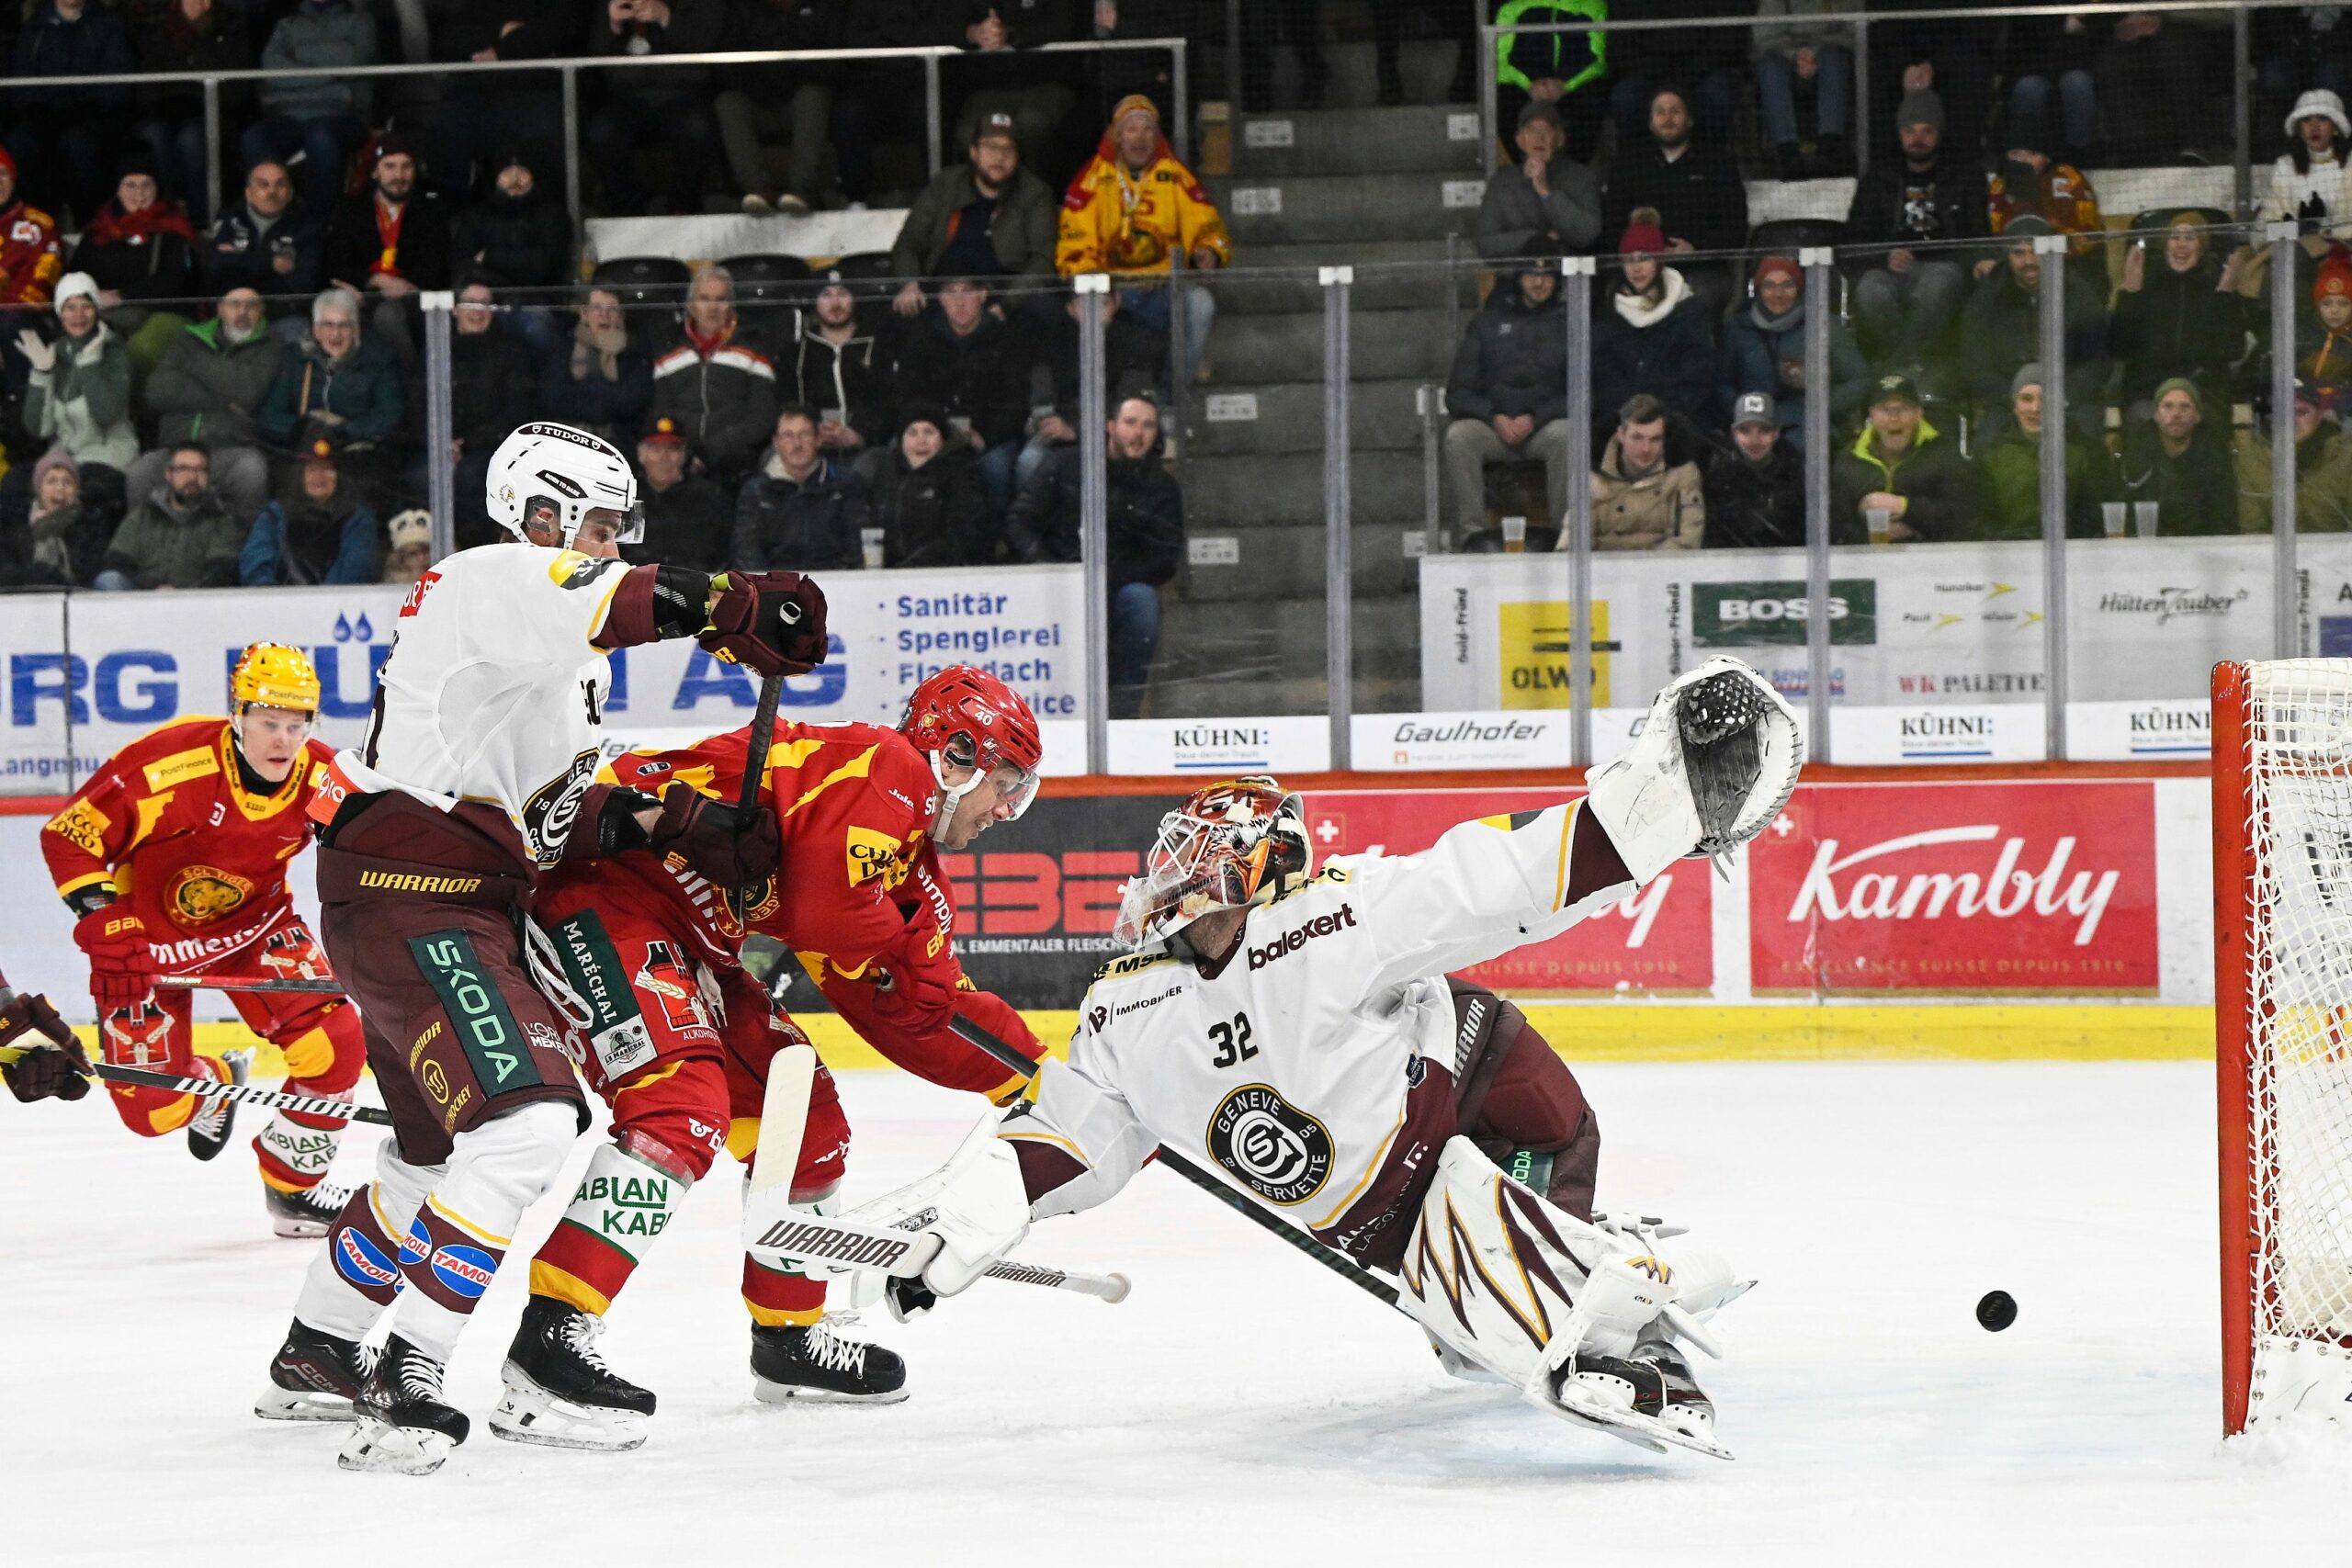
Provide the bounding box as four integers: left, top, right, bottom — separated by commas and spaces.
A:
1057, 94, 1230, 380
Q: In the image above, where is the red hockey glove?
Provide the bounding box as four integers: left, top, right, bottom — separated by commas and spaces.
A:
648, 781, 782, 887
868, 915, 964, 1033
700, 571, 829, 677
0, 987, 91, 1102
73, 905, 156, 1014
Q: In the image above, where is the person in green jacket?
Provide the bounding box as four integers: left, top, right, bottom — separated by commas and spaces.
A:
18, 271, 137, 479
1828, 372, 1983, 542
1978, 362, 2112, 537
2236, 377, 2352, 533
888, 114, 1060, 317
92, 440, 243, 591
1497, 0, 1609, 163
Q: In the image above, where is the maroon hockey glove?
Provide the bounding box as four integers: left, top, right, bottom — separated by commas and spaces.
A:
72, 905, 156, 1014
701, 571, 829, 677
647, 781, 782, 887
0, 987, 92, 1102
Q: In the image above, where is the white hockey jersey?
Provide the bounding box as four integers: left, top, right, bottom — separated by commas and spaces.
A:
333, 543, 628, 864
1001, 800, 1630, 1236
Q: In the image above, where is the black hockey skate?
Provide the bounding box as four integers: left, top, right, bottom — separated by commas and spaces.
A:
749, 1319, 908, 1404
185, 1049, 253, 1162
254, 1316, 376, 1422
489, 1294, 655, 1451
339, 1335, 469, 1475
1548, 1342, 1728, 1460
263, 1179, 352, 1240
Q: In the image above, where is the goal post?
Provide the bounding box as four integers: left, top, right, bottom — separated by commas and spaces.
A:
2213, 658, 2352, 1436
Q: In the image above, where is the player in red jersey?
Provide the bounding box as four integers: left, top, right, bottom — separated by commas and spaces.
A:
496, 667, 1044, 1444
38, 643, 366, 1236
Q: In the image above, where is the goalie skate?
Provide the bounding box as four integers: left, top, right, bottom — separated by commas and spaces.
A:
1539, 1346, 1734, 1461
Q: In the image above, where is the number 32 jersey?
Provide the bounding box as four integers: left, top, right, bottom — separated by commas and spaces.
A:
1001, 801, 1624, 1237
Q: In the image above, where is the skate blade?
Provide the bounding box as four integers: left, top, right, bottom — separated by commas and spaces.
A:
1542, 1380, 1735, 1461
270, 1215, 333, 1240
751, 1375, 909, 1406
337, 1417, 456, 1475
254, 1382, 355, 1423
488, 1372, 650, 1452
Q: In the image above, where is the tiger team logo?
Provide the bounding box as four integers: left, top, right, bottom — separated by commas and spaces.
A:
635, 942, 712, 1034
170, 864, 254, 925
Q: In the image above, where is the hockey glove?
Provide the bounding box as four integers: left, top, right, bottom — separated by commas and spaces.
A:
646, 781, 781, 887
842, 1118, 1031, 1301
701, 570, 829, 677
0, 987, 90, 1102
73, 905, 156, 1014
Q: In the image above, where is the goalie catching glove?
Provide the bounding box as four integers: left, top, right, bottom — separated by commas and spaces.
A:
700, 570, 829, 677
1584, 656, 1801, 885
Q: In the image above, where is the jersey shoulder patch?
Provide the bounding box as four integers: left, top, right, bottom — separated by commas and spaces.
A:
1091, 946, 1178, 986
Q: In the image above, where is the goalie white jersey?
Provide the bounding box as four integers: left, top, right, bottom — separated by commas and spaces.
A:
331, 543, 629, 864
1002, 800, 1632, 1235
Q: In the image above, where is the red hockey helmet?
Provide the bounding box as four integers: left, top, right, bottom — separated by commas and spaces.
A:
1113, 776, 1312, 949
900, 666, 1045, 821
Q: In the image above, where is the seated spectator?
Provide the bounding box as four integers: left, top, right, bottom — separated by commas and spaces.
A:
240, 434, 379, 584
867, 403, 990, 567
2110, 212, 2249, 421
1960, 218, 2107, 443
1829, 373, 1978, 543
132, 0, 254, 227
1004, 392, 1182, 717
2307, 251, 2352, 387
1984, 133, 2104, 269
1719, 254, 1866, 450
2238, 378, 2352, 534
2119, 378, 2237, 536
732, 405, 866, 570
1702, 392, 1806, 548
450, 150, 571, 297
96, 440, 240, 590
206, 161, 322, 310
783, 272, 891, 464
1609, 3, 1747, 150
2262, 90, 2352, 248
1057, 96, 1230, 384
381, 506, 433, 585
238, 0, 377, 219
718, 0, 843, 217
1847, 89, 1984, 365
257, 287, 405, 453
0, 151, 65, 309
2092, 8, 2211, 165
20, 274, 138, 487
584, 0, 727, 216
891, 275, 1030, 512
1979, 364, 2109, 539
1591, 216, 1716, 436
947, 0, 1082, 157
325, 138, 450, 363
0, 450, 106, 586
624, 415, 731, 572
2000, 11, 2098, 169
548, 286, 655, 448
425, 3, 574, 201
1588, 393, 1703, 551
651, 265, 779, 486
890, 113, 1060, 312
130, 286, 280, 525
68, 153, 199, 363
1476, 101, 1601, 263
1600, 87, 1749, 321
447, 280, 541, 547
2256, 12, 2352, 126
1754, 0, 1860, 178
1495, 0, 1609, 164
1866, 7, 1996, 170
7, 0, 134, 229
1442, 243, 1572, 535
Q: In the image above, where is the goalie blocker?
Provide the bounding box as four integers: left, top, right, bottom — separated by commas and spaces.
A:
843, 658, 1800, 1458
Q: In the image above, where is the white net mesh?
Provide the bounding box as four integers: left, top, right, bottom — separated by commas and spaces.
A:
2240, 660, 2352, 1418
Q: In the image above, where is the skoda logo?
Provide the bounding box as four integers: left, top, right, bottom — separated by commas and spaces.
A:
1206, 1084, 1333, 1206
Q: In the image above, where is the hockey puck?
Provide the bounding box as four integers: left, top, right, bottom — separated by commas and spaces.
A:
1975, 1291, 2018, 1332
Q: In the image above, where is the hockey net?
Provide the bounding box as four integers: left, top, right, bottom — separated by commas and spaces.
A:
2216, 660, 2352, 1434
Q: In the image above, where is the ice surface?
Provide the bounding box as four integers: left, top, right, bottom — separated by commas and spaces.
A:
5, 1062, 2341, 1563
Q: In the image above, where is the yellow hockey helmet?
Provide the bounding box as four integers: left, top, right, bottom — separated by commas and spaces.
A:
229, 642, 321, 714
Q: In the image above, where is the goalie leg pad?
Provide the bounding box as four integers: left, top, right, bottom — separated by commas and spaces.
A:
1585, 657, 1803, 884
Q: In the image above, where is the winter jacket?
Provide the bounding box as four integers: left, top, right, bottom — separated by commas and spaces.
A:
1589, 270, 1717, 432
450, 189, 572, 291
25, 324, 137, 471
720, 0, 844, 96
730, 453, 868, 571
1498, 0, 1605, 96
1056, 130, 1232, 277
2116, 425, 2237, 536
781, 314, 893, 447
591, 0, 727, 100
1844, 156, 1989, 258
621, 472, 733, 573
2260, 150, 2352, 243
1717, 295, 1869, 438
1959, 262, 2108, 418
104, 488, 243, 589
2109, 254, 2249, 410
2301, 309, 2352, 387
438, 2, 582, 78
0, 495, 104, 587
890, 311, 1032, 451
1754, 0, 1862, 60
0, 197, 64, 307
1977, 425, 2111, 539
1445, 283, 1568, 427
257, 1, 378, 124
12, 1, 133, 115
204, 197, 323, 303
548, 319, 655, 448
1600, 141, 1749, 255
145, 317, 285, 448
1476, 158, 1603, 261
867, 447, 990, 568
240, 486, 379, 585
449, 328, 540, 457
68, 199, 199, 308
257, 330, 404, 445
890, 163, 1061, 289
1702, 441, 1806, 549
135, 6, 254, 123
1986, 159, 2104, 258
2237, 423, 2352, 534
1005, 439, 1184, 588
650, 324, 779, 482
1829, 419, 1980, 543
325, 191, 451, 293
1587, 437, 1704, 550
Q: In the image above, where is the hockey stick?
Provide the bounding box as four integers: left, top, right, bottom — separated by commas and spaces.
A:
946, 1015, 1403, 1311
83, 1061, 390, 1125
155, 975, 345, 995
728, 671, 783, 926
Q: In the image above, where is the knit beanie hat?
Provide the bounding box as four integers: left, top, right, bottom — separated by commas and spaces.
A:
2154, 376, 2202, 414
1896, 88, 1945, 136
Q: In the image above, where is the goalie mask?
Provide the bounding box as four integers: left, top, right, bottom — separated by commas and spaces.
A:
1113, 777, 1312, 950
485, 421, 643, 547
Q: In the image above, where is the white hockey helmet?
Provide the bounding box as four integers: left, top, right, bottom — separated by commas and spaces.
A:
485, 421, 642, 546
